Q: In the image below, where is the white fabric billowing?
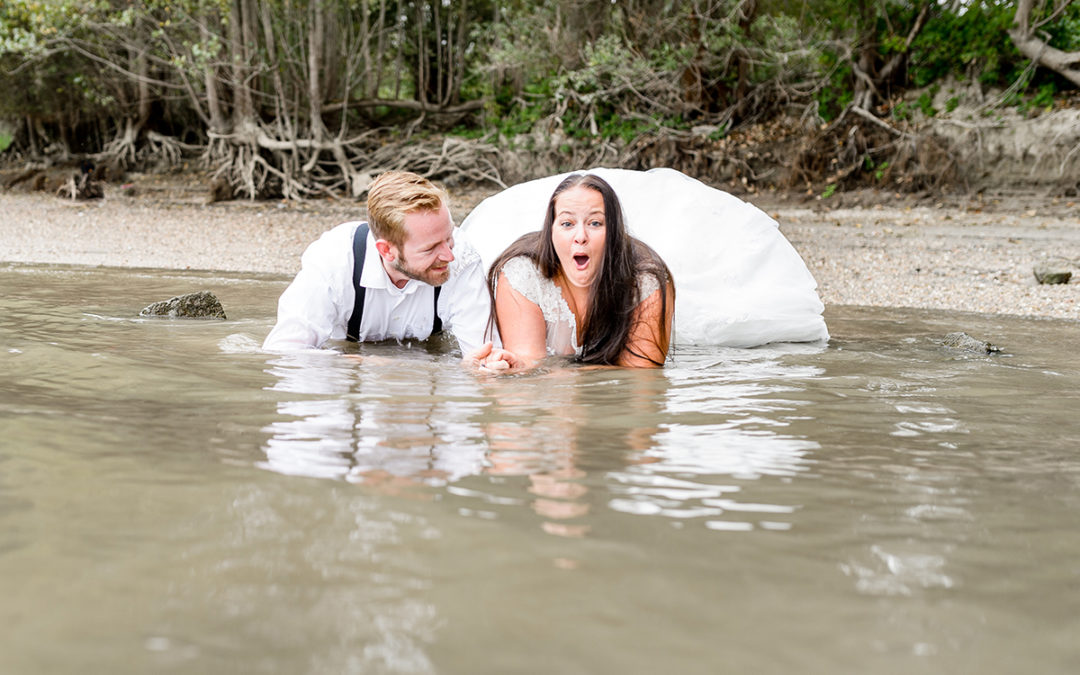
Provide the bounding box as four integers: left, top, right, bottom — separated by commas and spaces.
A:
460, 167, 828, 347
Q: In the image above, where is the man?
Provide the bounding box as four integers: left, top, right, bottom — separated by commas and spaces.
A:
263, 171, 493, 355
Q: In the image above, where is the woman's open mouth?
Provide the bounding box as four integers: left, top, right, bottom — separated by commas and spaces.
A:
573, 254, 589, 269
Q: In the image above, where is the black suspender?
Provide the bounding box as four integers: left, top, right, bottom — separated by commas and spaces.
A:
346, 223, 369, 342
346, 223, 443, 342
432, 288, 443, 334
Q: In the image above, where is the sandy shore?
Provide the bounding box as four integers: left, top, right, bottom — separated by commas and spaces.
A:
2, 180, 1078, 321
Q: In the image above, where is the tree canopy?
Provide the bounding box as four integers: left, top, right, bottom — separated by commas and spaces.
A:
2, 0, 1077, 197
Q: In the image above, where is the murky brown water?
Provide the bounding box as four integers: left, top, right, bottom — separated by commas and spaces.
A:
2, 263, 1079, 674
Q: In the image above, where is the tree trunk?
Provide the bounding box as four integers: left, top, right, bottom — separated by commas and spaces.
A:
393, 9, 405, 98
260, 0, 292, 137
453, 0, 469, 105
229, 0, 254, 125
26, 116, 39, 157
201, 19, 228, 137
733, 0, 758, 120
433, 0, 443, 106
373, 0, 388, 98
1009, 0, 1080, 87
135, 47, 151, 130
308, 0, 327, 139
415, 3, 428, 105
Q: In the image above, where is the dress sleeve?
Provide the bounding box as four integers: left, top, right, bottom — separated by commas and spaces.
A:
636, 271, 661, 305
500, 256, 579, 356
500, 256, 546, 306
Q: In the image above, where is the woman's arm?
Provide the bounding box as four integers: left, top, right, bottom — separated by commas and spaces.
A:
617, 280, 675, 368
489, 270, 549, 369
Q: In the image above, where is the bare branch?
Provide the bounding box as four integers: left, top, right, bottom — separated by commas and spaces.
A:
1010, 0, 1080, 87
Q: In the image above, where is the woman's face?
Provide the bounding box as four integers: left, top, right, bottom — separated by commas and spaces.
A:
551, 185, 607, 290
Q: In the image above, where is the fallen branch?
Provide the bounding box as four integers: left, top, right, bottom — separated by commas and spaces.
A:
850, 106, 913, 139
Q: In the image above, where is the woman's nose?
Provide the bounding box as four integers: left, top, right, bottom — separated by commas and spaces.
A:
572, 224, 588, 242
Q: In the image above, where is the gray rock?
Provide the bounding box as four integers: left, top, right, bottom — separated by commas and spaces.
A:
140, 291, 227, 319
1033, 265, 1072, 285
942, 331, 1001, 354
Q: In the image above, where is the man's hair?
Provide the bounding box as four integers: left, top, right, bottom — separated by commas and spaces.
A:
366, 171, 448, 247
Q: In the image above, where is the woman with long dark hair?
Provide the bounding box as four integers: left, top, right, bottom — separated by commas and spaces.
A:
478, 173, 674, 370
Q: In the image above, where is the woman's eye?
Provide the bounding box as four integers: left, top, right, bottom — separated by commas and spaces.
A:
589, 220, 604, 228
559, 221, 574, 228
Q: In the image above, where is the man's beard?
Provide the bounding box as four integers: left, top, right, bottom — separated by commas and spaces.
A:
392, 253, 451, 286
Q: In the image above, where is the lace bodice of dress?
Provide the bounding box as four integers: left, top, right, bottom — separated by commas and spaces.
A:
501, 256, 579, 356
499, 256, 662, 357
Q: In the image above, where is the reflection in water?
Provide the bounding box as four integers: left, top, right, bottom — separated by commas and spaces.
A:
607, 348, 822, 531
259, 344, 825, 538
262, 350, 488, 485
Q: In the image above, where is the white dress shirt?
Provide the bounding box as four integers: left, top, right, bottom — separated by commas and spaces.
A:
263, 221, 492, 354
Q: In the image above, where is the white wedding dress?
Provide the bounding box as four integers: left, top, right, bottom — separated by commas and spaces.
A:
459, 167, 828, 347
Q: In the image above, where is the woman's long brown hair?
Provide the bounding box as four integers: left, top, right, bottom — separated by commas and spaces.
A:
486, 174, 673, 365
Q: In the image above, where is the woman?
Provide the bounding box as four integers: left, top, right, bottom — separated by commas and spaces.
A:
460, 167, 829, 348
478, 173, 674, 371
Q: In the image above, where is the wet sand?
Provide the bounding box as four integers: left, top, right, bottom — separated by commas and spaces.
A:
2, 181, 1077, 321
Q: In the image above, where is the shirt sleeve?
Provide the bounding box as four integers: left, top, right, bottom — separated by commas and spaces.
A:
262, 223, 357, 351
441, 234, 495, 355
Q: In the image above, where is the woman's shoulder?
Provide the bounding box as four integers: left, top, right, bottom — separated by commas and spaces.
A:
500, 254, 539, 276
499, 255, 548, 303
636, 270, 661, 301
630, 241, 671, 303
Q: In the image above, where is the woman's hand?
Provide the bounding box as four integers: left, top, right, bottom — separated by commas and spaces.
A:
480, 347, 527, 373
463, 342, 528, 374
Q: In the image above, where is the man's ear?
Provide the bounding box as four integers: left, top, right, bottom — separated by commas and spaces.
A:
374, 239, 396, 262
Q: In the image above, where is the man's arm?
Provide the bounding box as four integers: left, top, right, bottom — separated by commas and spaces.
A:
263, 270, 344, 350
441, 236, 494, 355
263, 223, 357, 351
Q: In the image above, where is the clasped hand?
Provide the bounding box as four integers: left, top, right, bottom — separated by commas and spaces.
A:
464, 342, 525, 374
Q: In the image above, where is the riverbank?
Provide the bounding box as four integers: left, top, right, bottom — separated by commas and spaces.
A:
1, 177, 1077, 320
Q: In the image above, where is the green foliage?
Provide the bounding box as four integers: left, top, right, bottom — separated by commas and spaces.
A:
864, 157, 889, 181
908, 2, 1024, 88
0, 1, 116, 121
1032, 82, 1057, 109
1, 0, 1077, 164
0, 133, 12, 152
1039, 1, 1080, 52
815, 54, 854, 121
917, 86, 938, 118
1017, 81, 1060, 114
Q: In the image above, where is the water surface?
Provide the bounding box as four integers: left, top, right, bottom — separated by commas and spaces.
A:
2, 263, 1078, 674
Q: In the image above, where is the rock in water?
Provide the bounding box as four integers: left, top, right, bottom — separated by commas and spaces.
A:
140, 291, 227, 319
942, 331, 1001, 354
1033, 265, 1072, 285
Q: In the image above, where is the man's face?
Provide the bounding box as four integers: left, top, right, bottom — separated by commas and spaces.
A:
387, 205, 455, 287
